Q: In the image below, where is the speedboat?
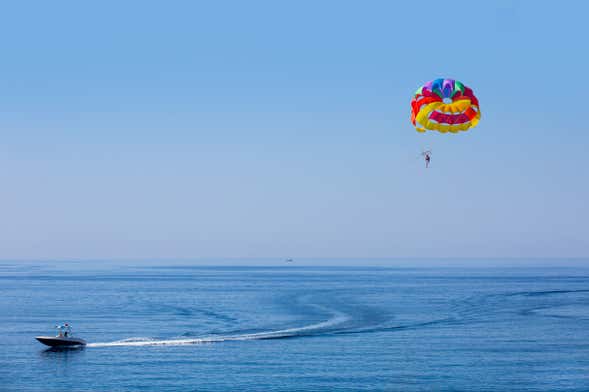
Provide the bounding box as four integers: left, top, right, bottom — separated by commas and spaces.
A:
35, 336, 86, 347
36, 323, 86, 347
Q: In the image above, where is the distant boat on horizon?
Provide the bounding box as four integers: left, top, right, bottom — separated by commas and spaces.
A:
285, 258, 294, 263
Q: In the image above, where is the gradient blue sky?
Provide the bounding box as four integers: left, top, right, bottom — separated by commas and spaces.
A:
0, 0, 587, 260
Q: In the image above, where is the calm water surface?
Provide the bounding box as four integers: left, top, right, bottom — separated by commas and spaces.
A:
2, 262, 589, 391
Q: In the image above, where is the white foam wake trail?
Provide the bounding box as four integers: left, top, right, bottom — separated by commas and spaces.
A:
88, 309, 349, 348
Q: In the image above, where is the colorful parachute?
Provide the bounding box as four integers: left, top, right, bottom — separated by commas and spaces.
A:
411, 79, 481, 133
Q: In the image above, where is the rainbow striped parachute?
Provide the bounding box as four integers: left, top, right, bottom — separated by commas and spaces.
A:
411, 78, 481, 133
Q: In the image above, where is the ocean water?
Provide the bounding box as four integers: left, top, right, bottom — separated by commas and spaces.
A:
2, 262, 589, 391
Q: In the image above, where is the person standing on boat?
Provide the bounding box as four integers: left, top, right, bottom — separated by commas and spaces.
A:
56, 323, 72, 337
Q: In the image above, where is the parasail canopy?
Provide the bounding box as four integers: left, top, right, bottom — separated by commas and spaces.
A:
411, 78, 481, 133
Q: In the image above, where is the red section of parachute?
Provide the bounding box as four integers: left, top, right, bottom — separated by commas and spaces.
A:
410, 96, 441, 124
429, 111, 470, 125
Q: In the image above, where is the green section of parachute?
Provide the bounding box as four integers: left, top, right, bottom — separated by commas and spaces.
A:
452, 81, 464, 97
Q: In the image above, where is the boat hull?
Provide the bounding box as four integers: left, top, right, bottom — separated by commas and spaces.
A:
35, 336, 87, 347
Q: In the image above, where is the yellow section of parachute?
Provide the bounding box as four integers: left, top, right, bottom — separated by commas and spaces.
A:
414, 100, 480, 133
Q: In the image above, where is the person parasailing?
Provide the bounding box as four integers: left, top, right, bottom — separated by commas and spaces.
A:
410, 78, 481, 170
421, 150, 432, 168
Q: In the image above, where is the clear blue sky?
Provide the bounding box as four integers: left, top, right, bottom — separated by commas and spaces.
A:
0, 0, 587, 260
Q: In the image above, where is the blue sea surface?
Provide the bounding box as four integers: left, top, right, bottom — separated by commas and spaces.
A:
2, 262, 589, 391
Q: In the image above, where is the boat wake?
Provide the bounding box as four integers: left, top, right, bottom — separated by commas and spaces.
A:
88, 308, 349, 348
